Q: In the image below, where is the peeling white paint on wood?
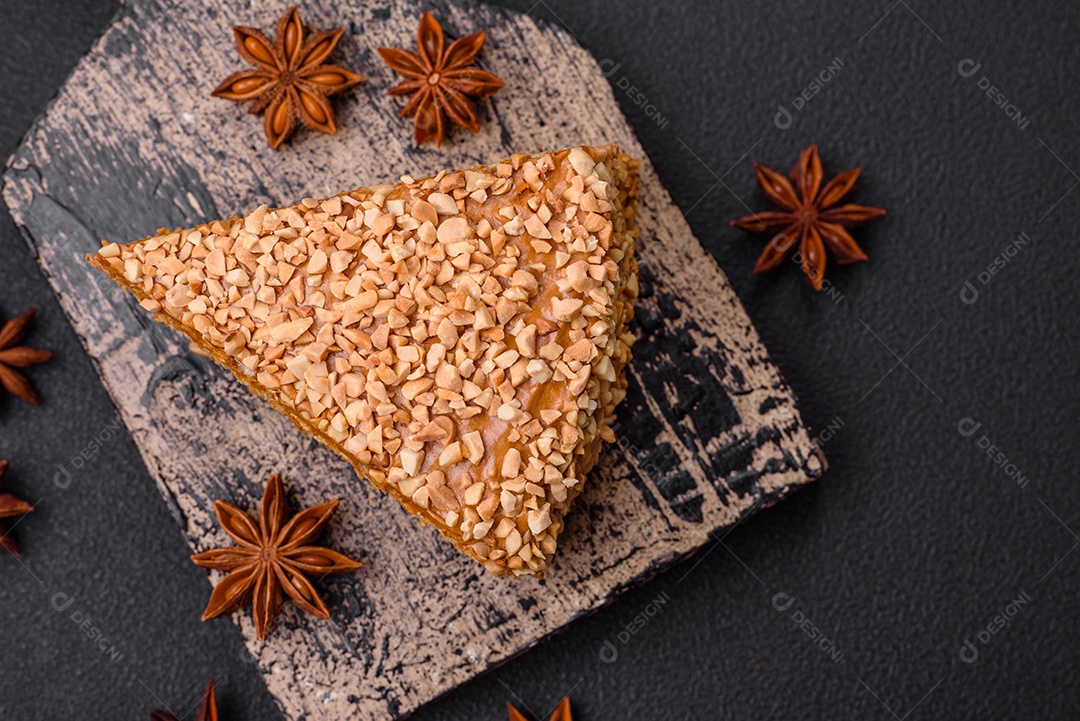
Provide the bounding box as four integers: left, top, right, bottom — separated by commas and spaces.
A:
2, 0, 824, 719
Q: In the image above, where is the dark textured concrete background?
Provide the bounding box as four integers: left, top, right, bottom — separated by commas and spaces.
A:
1, 0, 1078, 718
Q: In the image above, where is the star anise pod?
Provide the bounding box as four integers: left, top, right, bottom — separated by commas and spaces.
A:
151, 679, 218, 721
730, 144, 886, 290
508, 698, 572, 721
0, 460, 34, 557
212, 5, 365, 150
0, 308, 53, 406
378, 11, 505, 146
191, 473, 362, 640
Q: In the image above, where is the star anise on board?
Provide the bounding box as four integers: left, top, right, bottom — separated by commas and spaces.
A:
0, 308, 53, 406
191, 473, 362, 640
378, 11, 505, 146
212, 5, 365, 150
0, 461, 35, 557
150, 679, 218, 721
508, 697, 572, 721
730, 144, 886, 290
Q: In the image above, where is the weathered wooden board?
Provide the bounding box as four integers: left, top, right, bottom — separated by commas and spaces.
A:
2, 0, 825, 718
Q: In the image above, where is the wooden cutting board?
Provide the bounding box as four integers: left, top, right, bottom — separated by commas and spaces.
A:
2, 0, 825, 718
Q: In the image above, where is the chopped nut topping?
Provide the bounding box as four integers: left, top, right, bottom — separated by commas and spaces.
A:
89, 145, 640, 579
551, 297, 584, 320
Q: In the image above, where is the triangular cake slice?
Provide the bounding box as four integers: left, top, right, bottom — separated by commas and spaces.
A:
90, 146, 639, 577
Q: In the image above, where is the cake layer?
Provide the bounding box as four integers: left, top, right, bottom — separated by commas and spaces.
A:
90, 145, 639, 576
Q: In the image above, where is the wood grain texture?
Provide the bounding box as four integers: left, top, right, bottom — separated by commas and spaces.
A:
2, 0, 825, 718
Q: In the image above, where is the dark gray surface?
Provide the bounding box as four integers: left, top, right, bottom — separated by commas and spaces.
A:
1, 0, 1077, 719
